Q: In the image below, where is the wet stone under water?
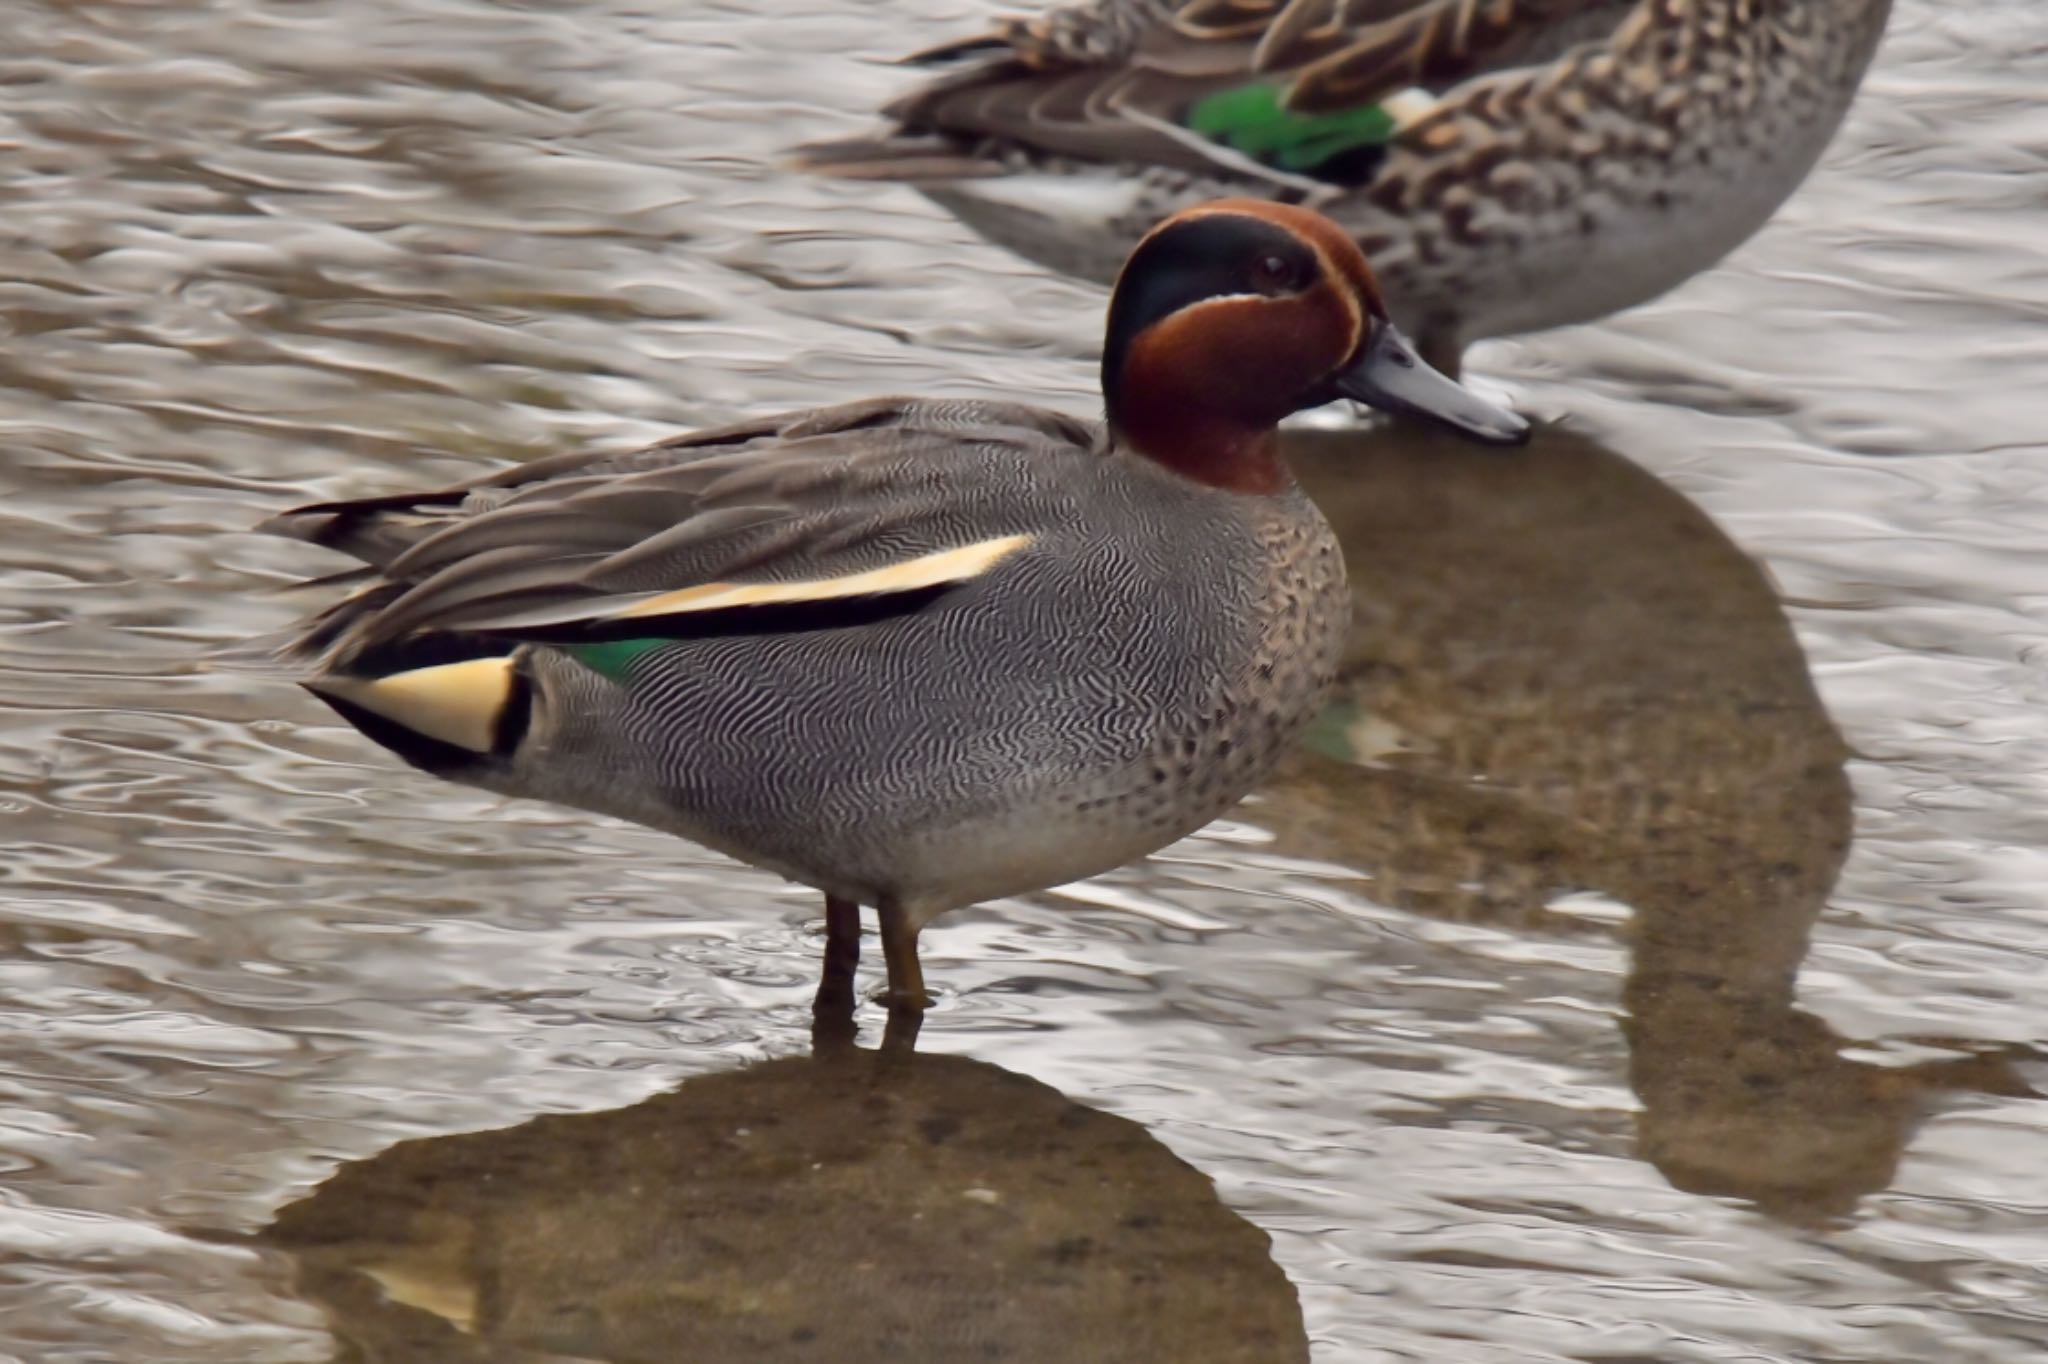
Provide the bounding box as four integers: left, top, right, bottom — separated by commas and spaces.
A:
1, 0, 2047, 1361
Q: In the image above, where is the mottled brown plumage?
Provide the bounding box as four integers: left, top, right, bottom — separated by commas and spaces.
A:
801, 0, 1892, 372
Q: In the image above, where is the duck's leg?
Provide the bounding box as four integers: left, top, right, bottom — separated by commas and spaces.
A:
812, 895, 862, 1044
877, 899, 929, 1016
880, 1005, 922, 1054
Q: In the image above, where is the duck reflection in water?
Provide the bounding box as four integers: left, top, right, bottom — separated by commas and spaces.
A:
1256, 420, 2040, 1223
262, 1005, 1309, 1363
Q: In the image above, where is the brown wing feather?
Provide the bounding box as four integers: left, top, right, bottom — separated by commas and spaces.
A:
1282, 0, 1612, 113
801, 0, 1630, 178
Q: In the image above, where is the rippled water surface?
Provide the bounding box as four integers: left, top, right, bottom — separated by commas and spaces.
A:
4, 1, 2047, 1359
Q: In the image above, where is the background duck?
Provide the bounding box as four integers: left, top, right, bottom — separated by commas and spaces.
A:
235, 201, 1526, 1025
800, 0, 1894, 374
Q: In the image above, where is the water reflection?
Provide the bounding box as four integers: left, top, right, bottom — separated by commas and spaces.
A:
261, 1023, 1309, 1363
1261, 420, 2040, 1221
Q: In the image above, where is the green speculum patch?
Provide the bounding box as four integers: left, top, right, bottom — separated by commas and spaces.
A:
568, 637, 673, 682
1187, 81, 1398, 174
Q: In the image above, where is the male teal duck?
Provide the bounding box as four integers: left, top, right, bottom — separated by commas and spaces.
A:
800, 0, 1892, 374
244, 201, 1525, 1019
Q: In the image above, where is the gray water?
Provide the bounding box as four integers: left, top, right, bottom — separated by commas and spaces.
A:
2, 1, 2047, 1360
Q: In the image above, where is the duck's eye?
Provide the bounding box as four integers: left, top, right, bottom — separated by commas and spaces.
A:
1249, 253, 1302, 296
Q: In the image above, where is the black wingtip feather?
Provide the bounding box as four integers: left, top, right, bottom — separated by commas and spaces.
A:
310, 689, 494, 779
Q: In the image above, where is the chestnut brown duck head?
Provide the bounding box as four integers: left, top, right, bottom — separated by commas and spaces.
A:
1105, 198, 1526, 492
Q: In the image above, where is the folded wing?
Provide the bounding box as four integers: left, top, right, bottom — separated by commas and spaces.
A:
799, 0, 1628, 182
261, 397, 1095, 674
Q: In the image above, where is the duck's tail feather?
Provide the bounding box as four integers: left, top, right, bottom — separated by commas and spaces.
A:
209, 618, 524, 774
204, 579, 415, 678
305, 654, 527, 768
200, 629, 318, 679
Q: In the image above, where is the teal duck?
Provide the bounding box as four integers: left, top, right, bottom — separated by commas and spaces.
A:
244, 200, 1526, 1018
800, 0, 1893, 374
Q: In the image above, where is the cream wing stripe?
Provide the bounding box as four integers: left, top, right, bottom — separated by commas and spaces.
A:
310, 657, 514, 755
610, 533, 1035, 621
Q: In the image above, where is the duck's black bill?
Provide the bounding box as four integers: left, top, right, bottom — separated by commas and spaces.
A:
1333, 327, 1530, 445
